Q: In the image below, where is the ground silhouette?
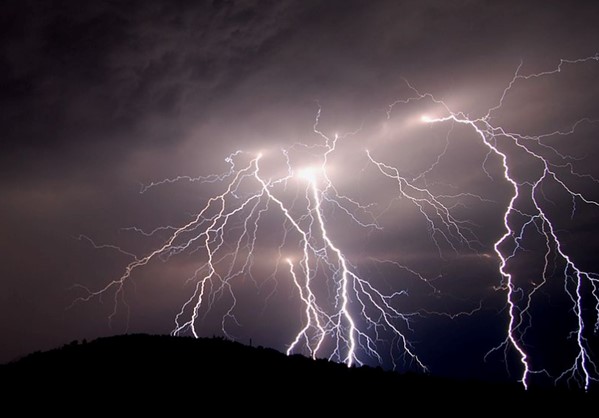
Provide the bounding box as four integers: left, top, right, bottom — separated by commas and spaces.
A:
0, 334, 594, 411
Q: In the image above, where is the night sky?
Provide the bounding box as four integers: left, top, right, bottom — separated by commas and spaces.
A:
2, 0, 599, 386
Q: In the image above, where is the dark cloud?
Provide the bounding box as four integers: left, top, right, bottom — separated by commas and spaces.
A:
1, 0, 598, 384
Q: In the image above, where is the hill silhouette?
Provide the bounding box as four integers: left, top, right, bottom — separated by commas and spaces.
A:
1, 334, 594, 411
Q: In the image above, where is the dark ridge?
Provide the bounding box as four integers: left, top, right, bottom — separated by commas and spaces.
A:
0, 334, 594, 409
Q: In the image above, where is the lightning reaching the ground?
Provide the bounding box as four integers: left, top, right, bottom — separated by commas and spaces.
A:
380, 54, 599, 390
77, 55, 599, 389
76, 129, 429, 370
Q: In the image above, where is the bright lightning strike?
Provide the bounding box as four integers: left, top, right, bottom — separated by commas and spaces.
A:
387, 54, 599, 390
295, 166, 320, 182
77, 55, 599, 390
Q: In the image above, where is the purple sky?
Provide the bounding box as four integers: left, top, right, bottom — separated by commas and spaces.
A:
1, 0, 598, 385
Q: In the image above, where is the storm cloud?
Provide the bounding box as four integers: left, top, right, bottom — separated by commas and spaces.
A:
1, 0, 598, 382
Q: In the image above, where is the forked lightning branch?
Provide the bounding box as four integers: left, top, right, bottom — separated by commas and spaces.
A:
77, 55, 599, 390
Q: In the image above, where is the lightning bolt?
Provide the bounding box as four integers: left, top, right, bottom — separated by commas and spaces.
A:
378, 54, 599, 390
76, 55, 599, 389
77, 131, 429, 371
